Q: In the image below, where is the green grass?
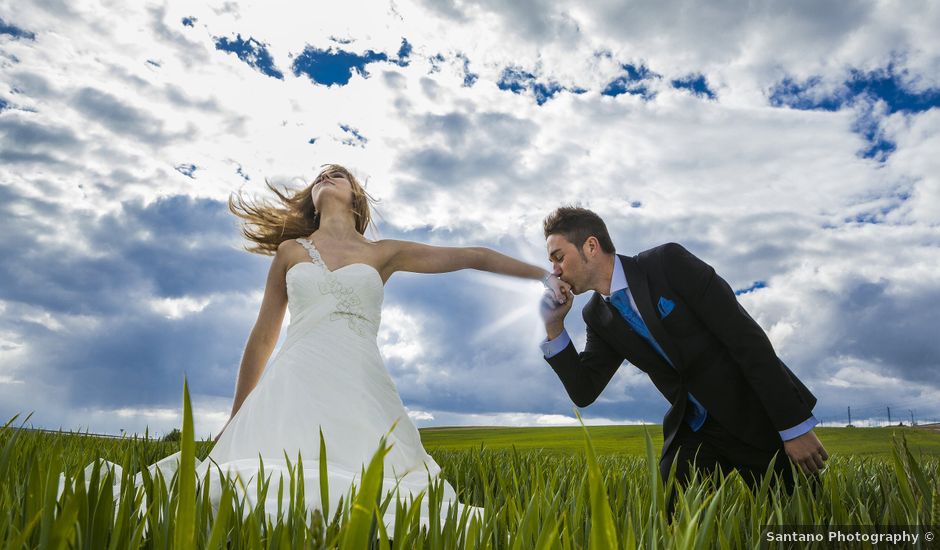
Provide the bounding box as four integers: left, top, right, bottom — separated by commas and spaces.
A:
420, 424, 940, 457
3, 385, 939, 548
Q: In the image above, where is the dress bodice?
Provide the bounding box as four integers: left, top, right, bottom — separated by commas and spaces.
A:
285, 238, 384, 338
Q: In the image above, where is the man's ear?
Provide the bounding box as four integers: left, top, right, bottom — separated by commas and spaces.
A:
583, 236, 600, 258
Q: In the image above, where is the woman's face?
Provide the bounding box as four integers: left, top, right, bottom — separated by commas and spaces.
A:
311, 168, 354, 209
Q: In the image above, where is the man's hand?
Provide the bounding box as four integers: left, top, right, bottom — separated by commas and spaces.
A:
540, 284, 573, 338
783, 430, 829, 475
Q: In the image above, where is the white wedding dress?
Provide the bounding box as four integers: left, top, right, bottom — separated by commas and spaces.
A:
59, 237, 479, 527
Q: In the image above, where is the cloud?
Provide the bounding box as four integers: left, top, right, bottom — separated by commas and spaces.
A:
71, 87, 189, 145
338, 124, 368, 147
769, 64, 940, 161
0, 112, 84, 164
2, 0, 940, 436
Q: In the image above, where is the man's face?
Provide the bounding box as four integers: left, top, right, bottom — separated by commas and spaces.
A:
546, 234, 590, 294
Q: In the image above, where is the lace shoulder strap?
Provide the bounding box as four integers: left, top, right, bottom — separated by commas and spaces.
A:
295, 237, 323, 265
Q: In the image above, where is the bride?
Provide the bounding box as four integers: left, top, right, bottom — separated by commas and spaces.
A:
62, 164, 569, 527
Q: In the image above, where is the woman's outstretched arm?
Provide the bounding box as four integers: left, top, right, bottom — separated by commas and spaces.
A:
379, 239, 569, 303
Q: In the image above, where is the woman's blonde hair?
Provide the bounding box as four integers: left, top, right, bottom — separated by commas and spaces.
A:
228, 164, 376, 255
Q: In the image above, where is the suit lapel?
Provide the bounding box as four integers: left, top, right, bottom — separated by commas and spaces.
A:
585, 271, 673, 376
620, 254, 685, 372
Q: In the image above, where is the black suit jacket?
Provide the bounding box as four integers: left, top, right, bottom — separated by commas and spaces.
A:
546, 243, 816, 456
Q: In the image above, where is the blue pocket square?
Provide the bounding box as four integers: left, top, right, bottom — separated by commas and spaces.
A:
657, 296, 675, 318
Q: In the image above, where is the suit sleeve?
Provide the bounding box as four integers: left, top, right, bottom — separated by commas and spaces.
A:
661, 242, 814, 430
544, 314, 624, 408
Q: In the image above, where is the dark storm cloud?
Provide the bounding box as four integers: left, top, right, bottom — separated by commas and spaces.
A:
394, 111, 538, 198
0, 113, 84, 165
0, 187, 272, 414
0, 190, 248, 317
163, 84, 222, 112
828, 279, 940, 386
147, 5, 210, 66
416, 0, 580, 43
44, 305, 251, 409
71, 87, 185, 145
7, 70, 56, 99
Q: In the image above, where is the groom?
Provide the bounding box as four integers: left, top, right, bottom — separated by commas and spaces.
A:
538, 206, 827, 494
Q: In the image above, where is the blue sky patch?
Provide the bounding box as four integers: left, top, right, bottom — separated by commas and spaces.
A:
455, 53, 477, 87
396, 38, 412, 67
175, 164, 196, 178
339, 124, 367, 147
846, 66, 940, 115
181, 16, 196, 28
497, 67, 533, 94
735, 281, 767, 295
0, 17, 36, 40
428, 53, 445, 74
845, 189, 910, 224
770, 68, 940, 112
769, 65, 940, 161
0, 97, 8, 112
235, 165, 249, 181
308, 137, 317, 144
672, 74, 716, 99
853, 106, 897, 161
292, 46, 388, 86
214, 34, 284, 79
602, 63, 660, 100
497, 66, 577, 105
146, 59, 161, 68
531, 81, 564, 105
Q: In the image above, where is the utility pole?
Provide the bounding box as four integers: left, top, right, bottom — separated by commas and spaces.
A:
910, 410, 916, 427
847, 406, 853, 427
887, 406, 892, 426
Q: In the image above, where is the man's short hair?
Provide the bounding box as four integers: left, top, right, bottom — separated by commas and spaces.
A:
543, 206, 616, 254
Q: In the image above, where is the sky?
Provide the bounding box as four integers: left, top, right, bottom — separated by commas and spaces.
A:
2, 0, 939, 438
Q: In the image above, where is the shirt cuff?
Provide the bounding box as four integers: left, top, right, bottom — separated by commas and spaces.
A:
540, 330, 571, 358
779, 415, 818, 441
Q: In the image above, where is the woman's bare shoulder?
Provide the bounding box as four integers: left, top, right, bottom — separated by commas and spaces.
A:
370, 238, 407, 248
370, 238, 415, 256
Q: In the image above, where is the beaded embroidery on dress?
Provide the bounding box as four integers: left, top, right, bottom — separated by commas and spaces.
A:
60, 237, 480, 527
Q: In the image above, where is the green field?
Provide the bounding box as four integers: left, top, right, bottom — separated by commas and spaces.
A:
4, 389, 939, 549
419, 424, 940, 457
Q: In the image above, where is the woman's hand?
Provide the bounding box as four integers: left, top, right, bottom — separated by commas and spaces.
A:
544, 274, 570, 305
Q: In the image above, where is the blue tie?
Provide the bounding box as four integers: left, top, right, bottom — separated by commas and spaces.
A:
609, 288, 707, 431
